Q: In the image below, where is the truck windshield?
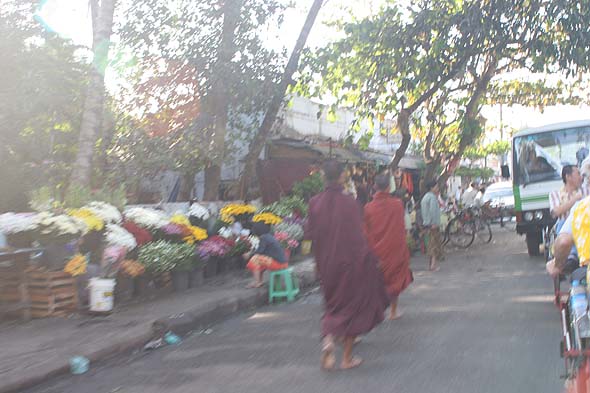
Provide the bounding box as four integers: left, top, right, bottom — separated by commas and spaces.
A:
513, 126, 590, 186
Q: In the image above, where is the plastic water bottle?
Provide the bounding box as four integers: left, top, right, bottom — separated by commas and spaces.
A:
571, 281, 587, 315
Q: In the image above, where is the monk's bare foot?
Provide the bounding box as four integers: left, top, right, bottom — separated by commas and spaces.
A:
321, 338, 336, 371
341, 356, 363, 370
389, 310, 404, 320
246, 282, 264, 288
429, 265, 440, 272
336, 336, 362, 345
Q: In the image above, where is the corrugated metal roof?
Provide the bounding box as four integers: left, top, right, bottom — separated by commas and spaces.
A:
270, 138, 424, 169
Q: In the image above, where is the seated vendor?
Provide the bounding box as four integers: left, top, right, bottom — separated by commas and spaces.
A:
244, 221, 287, 288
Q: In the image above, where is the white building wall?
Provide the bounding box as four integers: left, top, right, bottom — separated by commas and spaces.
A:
281, 96, 401, 154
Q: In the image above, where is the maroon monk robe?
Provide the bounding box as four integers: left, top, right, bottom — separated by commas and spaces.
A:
364, 191, 413, 299
305, 184, 388, 337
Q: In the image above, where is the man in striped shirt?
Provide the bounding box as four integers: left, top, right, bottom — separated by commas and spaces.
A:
549, 165, 587, 231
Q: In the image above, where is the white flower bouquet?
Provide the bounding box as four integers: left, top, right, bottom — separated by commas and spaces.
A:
0, 213, 39, 234
124, 207, 169, 229
218, 226, 233, 239
84, 201, 122, 224
188, 203, 210, 221
105, 224, 137, 250
36, 212, 87, 244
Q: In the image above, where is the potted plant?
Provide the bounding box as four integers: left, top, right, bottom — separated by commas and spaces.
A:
292, 173, 324, 202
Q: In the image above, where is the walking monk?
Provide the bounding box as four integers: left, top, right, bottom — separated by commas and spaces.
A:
305, 160, 388, 371
364, 174, 413, 320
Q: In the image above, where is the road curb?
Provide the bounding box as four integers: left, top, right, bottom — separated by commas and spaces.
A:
153, 267, 317, 336
0, 267, 317, 393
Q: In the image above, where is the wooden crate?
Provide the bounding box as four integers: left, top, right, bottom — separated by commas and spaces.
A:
0, 270, 25, 302
26, 270, 78, 318
0, 267, 31, 320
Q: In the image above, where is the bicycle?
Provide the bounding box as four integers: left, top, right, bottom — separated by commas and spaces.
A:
472, 206, 493, 244
444, 207, 476, 248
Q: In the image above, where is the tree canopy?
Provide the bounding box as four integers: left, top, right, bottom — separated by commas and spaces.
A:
0, 1, 88, 211
296, 0, 590, 184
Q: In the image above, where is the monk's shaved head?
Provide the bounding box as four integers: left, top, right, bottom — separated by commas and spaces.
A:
375, 173, 390, 191
322, 160, 345, 183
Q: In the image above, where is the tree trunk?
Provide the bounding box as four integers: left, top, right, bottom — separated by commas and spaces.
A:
390, 109, 410, 171
238, 0, 325, 199
438, 57, 498, 186
95, 108, 115, 187
178, 172, 195, 202
202, 0, 243, 201
70, 0, 116, 187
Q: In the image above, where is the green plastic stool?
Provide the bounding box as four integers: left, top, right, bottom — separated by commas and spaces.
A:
268, 267, 300, 303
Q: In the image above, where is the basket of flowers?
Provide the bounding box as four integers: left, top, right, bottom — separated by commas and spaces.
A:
197, 236, 234, 277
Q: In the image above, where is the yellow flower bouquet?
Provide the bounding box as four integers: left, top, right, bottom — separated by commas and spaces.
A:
219, 204, 257, 223
120, 259, 146, 277
68, 208, 105, 232
252, 212, 282, 225
170, 213, 191, 227
64, 254, 87, 277
183, 226, 208, 245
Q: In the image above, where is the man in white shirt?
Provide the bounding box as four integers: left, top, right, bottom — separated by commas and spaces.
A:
549, 165, 587, 231
461, 183, 478, 207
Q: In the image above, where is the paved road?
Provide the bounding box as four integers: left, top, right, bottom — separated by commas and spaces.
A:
29, 228, 564, 393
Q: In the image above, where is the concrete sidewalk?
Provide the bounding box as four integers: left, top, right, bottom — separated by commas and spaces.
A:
0, 258, 317, 393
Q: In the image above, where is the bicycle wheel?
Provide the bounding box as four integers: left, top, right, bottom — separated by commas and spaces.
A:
446, 216, 475, 248
475, 218, 492, 243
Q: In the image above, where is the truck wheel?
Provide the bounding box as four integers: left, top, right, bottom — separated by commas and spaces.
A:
526, 231, 541, 256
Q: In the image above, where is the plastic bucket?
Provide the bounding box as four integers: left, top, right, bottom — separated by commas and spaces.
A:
301, 240, 312, 255
89, 278, 115, 312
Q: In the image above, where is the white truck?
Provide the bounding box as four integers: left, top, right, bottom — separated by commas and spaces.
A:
511, 120, 590, 256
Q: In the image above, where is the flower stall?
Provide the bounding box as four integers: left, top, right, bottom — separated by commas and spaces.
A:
0, 194, 313, 320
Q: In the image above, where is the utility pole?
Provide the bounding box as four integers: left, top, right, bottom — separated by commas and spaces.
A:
499, 103, 505, 165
